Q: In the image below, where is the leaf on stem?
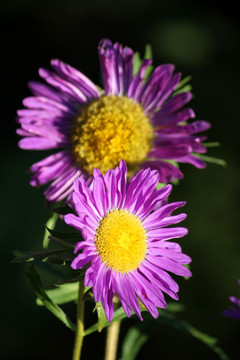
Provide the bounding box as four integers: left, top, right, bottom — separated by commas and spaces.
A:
36, 282, 79, 306
85, 303, 228, 360
26, 264, 76, 331
43, 212, 59, 249
120, 322, 155, 360
46, 227, 83, 241
195, 153, 227, 167
12, 248, 69, 263
95, 301, 108, 332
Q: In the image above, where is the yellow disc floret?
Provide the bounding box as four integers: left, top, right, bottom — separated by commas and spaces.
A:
95, 210, 147, 273
71, 95, 153, 175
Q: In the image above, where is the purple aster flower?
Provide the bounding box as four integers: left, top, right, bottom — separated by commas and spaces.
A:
64, 160, 191, 322
223, 280, 240, 320
17, 39, 210, 202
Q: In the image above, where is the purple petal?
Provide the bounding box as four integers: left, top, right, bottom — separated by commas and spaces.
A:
148, 144, 192, 159
143, 201, 186, 227
176, 155, 206, 169
51, 59, 100, 99
18, 137, 61, 150
147, 255, 192, 277
147, 227, 188, 240
141, 160, 184, 183
160, 92, 192, 113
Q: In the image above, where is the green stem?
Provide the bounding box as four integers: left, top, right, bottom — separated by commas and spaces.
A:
104, 296, 121, 360
72, 281, 85, 360
104, 320, 121, 360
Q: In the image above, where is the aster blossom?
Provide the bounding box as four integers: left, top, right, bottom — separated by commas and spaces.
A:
223, 280, 240, 320
17, 38, 210, 202
64, 160, 191, 322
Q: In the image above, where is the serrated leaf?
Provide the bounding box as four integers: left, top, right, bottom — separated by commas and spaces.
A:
26, 264, 76, 331
43, 212, 59, 249
195, 154, 227, 167
36, 282, 79, 306
12, 248, 68, 263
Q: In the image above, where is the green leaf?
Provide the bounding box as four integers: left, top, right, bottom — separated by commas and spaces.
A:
46, 226, 83, 248
175, 75, 192, 90
174, 84, 192, 95
133, 52, 141, 76
84, 302, 183, 336
173, 76, 192, 95
84, 305, 127, 336
183, 263, 191, 281
120, 325, 150, 360
85, 302, 228, 359
143, 44, 154, 80
156, 182, 167, 189
36, 282, 79, 306
53, 204, 77, 216
46, 227, 83, 241
120, 306, 228, 360
12, 248, 68, 263
164, 302, 185, 313
195, 154, 227, 167
202, 142, 220, 148
95, 301, 108, 332
26, 264, 76, 331
143, 44, 152, 60
43, 212, 59, 249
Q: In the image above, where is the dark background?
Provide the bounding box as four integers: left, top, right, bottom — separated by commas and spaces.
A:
1, 0, 239, 359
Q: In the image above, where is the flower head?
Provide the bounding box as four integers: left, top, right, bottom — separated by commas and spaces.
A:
223, 280, 240, 320
64, 160, 191, 321
17, 39, 210, 202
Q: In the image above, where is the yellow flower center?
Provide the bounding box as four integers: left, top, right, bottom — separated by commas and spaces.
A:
71, 95, 153, 175
95, 210, 147, 273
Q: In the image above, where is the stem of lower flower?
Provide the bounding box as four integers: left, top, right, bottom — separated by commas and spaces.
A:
72, 280, 85, 360
104, 296, 121, 360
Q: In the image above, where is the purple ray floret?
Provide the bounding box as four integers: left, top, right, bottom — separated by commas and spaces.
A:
17, 38, 210, 202
64, 160, 191, 322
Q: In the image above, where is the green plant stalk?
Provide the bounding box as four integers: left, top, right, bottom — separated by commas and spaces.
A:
104, 296, 121, 360
104, 319, 121, 360
72, 281, 85, 360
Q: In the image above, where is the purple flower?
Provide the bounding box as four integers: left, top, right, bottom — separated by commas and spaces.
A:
223, 280, 240, 320
17, 39, 210, 202
64, 160, 191, 322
